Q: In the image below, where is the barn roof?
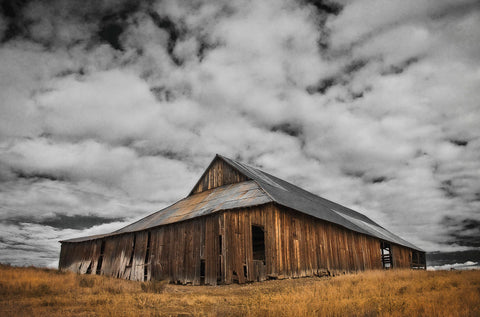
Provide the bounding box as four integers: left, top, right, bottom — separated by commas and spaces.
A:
62, 154, 423, 251
62, 180, 272, 243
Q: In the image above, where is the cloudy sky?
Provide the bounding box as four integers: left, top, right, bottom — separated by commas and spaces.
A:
0, 0, 479, 268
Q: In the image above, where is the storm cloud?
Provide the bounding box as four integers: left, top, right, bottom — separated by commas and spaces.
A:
1, 0, 479, 267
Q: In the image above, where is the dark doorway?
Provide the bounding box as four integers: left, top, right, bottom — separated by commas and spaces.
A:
411, 251, 426, 269
252, 225, 266, 264
380, 241, 392, 269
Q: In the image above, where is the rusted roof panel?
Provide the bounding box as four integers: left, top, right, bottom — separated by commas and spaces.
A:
62, 180, 272, 243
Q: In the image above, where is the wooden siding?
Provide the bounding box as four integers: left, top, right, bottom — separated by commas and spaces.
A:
59, 239, 102, 274
60, 214, 221, 285
392, 244, 411, 269
191, 158, 248, 194
223, 204, 382, 282
60, 203, 423, 285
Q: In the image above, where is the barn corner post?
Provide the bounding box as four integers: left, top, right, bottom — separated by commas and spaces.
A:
59, 154, 425, 283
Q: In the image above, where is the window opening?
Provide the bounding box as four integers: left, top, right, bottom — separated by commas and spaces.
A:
380, 241, 392, 269
252, 225, 266, 264
96, 240, 105, 274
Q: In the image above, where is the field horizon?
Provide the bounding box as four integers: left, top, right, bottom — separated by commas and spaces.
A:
1, 264, 479, 316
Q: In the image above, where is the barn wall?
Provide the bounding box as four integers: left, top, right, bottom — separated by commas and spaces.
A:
59, 239, 102, 274
60, 203, 422, 285
191, 158, 248, 194
392, 244, 411, 268
60, 213, 222, 285
148, 214, 220, 285
221, 204, 418, 283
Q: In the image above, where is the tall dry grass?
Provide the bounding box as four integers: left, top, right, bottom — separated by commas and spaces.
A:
1, 264, 479, 316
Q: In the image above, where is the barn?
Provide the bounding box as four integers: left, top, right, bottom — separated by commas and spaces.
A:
59, 154, 426, 285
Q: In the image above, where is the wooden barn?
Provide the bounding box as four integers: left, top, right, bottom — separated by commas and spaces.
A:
59, 154, 426, 285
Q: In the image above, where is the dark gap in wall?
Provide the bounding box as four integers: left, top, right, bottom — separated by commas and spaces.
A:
127, 234, 136, 267
96, 240, 105, 275
85, 261, 92, 274
200, 259, 205, 285
144, 231, 151, 281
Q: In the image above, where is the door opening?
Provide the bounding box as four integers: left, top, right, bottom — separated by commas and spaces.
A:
380, 241, 392, 269
252, 225, 266, 264
411, 251, 426, 269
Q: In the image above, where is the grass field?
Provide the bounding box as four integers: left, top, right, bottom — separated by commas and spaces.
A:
1, 264, 479, 317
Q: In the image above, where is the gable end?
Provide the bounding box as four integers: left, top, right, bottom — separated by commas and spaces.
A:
189, 155, 250, 195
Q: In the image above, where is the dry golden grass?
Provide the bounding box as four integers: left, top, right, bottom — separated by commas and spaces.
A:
1, 264, 479, 317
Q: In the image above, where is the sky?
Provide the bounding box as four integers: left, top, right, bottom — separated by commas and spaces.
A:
0, 0, 479, 268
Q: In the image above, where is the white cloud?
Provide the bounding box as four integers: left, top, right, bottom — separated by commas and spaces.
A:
1, 0, 479, 267
427, 261, 479, 271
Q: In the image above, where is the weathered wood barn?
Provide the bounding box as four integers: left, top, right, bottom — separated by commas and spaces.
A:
59, 154, 426, 285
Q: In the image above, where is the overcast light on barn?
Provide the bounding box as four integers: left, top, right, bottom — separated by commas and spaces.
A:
1, 0, 480, 278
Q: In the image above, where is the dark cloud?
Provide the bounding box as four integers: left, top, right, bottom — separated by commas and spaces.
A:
96, 2, 141, 51
54, 67, 86, 78
428, 1, 480, 20
148, 10, 184, 65
150, 86, 174, 102
40, 214, 122, 230
440, 180, 458, 198
306, 76, 337, 94
13, 170, 69, 182
270, 122, 303, 138
98, 22, 125, 51
370, 176, 387, 184
197, 37, 219, 61
343, 58, 369, 74
3, 213, 124, 230
427, 249, 480, 266
381, 57, 420, 75
442, 216, 480, 248
0, 0, 28, 42
304, 0, 343, 15
306, 59, 369, 95
449, 139, 469, 147
343, 169, 365, 179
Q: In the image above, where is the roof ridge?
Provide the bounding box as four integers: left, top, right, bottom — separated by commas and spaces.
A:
218, 154, 422, 251
221, 155, 380, 226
